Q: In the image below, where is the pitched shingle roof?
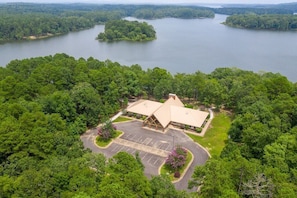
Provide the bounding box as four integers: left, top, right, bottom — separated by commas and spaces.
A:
152, 96, 184, 128
170, 106, 209, 128
127, 99, 162, 116
127, 94, 209, 129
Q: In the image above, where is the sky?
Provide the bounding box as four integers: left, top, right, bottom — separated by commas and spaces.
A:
0, 0, 296, 5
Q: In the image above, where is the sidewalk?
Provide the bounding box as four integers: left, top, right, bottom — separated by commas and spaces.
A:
199, 108, 214, 137
111, 111, 123, 122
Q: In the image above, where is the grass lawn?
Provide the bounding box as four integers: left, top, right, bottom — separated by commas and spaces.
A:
188, 112, 231, 157
113, 116, 132, 123
96, 130, 123, 147
160, 150, 193, 182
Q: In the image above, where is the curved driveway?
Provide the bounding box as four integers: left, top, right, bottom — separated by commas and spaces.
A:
80, 120, 209, 191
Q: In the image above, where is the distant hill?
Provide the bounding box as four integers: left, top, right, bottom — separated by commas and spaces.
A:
214, 2, 297, 15
274, 2, 297, 13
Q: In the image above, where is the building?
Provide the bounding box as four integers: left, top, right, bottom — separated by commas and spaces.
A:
126, 94, 209, 132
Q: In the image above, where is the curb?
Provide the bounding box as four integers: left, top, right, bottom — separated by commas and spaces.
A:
173, 149, 194, 183
94, 131, 125, 149
158, 149, 194, 183
194, 141, 211, 158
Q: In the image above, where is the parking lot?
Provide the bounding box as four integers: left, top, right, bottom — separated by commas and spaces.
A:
81, 121, 171, 177
106, 142, 165, 176
120, 133, 173, 151
81, 120, 209, 190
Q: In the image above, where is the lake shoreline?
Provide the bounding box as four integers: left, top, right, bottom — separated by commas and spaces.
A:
1, 15, 296, 83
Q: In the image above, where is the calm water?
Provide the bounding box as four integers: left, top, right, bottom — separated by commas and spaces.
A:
0, 14, 296, 82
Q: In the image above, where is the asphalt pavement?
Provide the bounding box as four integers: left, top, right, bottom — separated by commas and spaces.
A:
80, 120, 209, 191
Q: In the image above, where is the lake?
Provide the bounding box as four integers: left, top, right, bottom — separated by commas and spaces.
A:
0, 14, 296, 82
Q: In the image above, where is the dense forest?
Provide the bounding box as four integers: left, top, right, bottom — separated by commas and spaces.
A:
132, 6, 214, 19
224, 14, 297, 30
0, 3, 214, 42
216, 3, 297, 31
214, 2, 297, 15
188, 70, 297, 196
0, 54, 193, 197
97, 20, 156, 42
1, 2, 297, 42
214, 7, 293, 15
0, 53, 296, 197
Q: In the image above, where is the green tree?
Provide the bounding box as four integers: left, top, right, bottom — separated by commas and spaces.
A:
70, 82, 103, 127
13, 168, 55, 198
99, 152, 152, 197
153, 78, 174, 100
40, 91, 77, 123
146, 67, 172, 96
242, 122, 280, 158
0, 176, 14, 198
189, 158, 236, 198
241, 173, 274, 198
200, 78, 226, 108
150, 174, 186, 198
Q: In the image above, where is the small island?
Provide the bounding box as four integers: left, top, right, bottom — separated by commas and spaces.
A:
97, 19, 156, 42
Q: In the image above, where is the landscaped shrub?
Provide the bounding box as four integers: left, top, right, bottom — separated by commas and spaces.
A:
159, 99, 165, 103
196, 128, 202, 133
184, 104, 193, 109
174, 171, 181, 178
98, 120, 116, 141
165, 146, 187, 172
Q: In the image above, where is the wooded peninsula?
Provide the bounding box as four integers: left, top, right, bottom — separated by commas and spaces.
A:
1, 2, 297, 43
0, 3, 213, 43
224, 14, 297, 31
97, 20, 156, 42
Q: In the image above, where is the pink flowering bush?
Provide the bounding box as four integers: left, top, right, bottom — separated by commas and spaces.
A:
165, 146, 187, 171
98, 121, 117, 141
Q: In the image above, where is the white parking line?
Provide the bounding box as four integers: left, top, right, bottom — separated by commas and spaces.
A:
143, 153, 152, 161
113, 145, 122, 152
141, 137, 147, 143
148, 140, 155, 146
87, 134, 93, 141
111, 145, 118, 152
135, 136, 142, 142
157, 143, 164, 149
141, 153, 148, 160
147, 155, 154, 164
130, 149, 136, 155
165, 144, 171, 151
143, 138, 152, 145
153, 159, 161, 166
146, 139, 153, 146
113, 138, 169, 157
